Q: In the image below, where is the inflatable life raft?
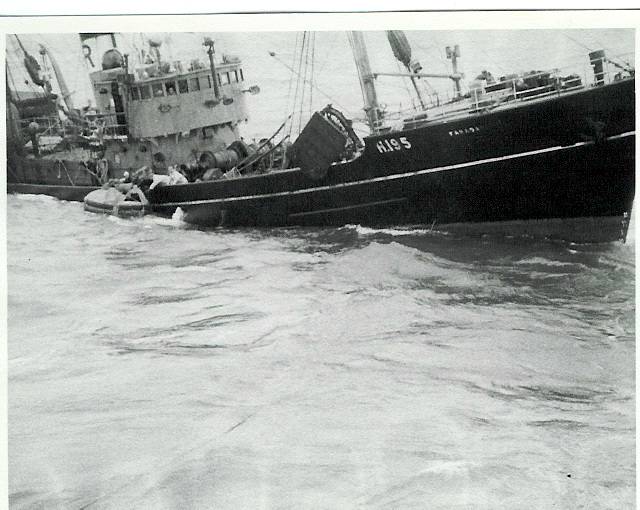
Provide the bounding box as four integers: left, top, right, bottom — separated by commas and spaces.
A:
84, 186, 148, 218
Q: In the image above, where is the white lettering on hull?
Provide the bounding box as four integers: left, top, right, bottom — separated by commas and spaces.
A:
448, 126, 481, 136
376, 136, 412, 153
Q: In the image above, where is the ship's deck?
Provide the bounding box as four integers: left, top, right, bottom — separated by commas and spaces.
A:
388, 53, 634, 132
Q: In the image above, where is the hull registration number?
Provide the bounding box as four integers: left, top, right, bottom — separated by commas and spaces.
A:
376, 136, 412, 153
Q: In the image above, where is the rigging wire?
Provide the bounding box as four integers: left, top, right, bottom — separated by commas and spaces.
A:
393, 33, 438, 101
302, 31, 313, 133
314, 32, 332, 77
13, 34, 27, 54
298, 31, 311, 137
291, 31, 306, 136
347, 32, 368, 119
283, 31, 331, 138
564, 33, 595, 53
294, 32, 308, 136
296, 33, 306, 136
284, 33, 300, 135
6, 38, 21, 100
567, 32, 633, 70
413, 35, 451, 73
309, 32, 315, 121
284, 32, 301, 141
395, 59, 415, 112
7, 64, 21, 102
269, 49, 352, 115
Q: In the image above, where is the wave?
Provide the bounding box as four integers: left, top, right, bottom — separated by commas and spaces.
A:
11, 193, 59, 203
101, 318, 280, 357
140, 216, 183, 229
106, 215, 141, 227
348, 224, 444, 237
514, 256, 585, 268
141, 207, 190, 228
596, 245, 635, 272
476, 382, 617, 405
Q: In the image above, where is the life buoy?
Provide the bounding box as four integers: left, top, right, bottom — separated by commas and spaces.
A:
158, 104, 172, 113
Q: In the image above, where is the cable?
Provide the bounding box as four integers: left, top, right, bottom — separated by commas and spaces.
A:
7, 64, 21, 102
270, 44, 352, 116
347, 32, 367, 116
310, 32, 315, 119
395, 59, 415, 112
298, 32, 308, 136
292, 32, 306, 136
284, 32, 301, 141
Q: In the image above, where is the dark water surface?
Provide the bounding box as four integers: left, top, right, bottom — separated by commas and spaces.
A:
7, 194, 635, 509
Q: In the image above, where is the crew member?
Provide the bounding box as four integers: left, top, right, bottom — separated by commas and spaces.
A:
151, 152, 168, 175
28, 121, 40, 157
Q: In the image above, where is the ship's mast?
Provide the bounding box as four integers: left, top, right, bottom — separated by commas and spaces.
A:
446, 45, 462, 98
39, 44, 75, 113
204, 38, 221, 102
348, 31, 381, 133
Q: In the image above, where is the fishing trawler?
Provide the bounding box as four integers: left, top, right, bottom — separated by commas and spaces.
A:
148, 31, 635, 242
6, 32, 259, 201
6, 31, 635, 242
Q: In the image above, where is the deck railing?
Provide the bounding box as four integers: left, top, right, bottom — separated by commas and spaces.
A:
389, 51, 634, 127
84, 112, 129, 137
20, 116, 66, 138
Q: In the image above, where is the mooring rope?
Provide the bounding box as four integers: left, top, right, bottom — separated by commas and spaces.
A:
56, 159, 75, 186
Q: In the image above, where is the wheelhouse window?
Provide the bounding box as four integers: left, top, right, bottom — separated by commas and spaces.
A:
189, 77, 201, 91
165, 80, 177, 95
178, 79, 188, 94
233, 70, 239, 82
203, 75, 212, 89
139, 85, 151, 100
239, 68, 244, 81
216, 73, 222, 87
131, 87, 140, 100
152, 83, 164, 97
223, 72, 231, 85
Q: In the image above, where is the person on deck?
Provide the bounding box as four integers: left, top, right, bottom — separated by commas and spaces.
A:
28, 121, 40, 157
130, 165, 154, 193
151, 152, 168, 175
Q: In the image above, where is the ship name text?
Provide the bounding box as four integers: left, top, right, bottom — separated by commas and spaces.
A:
448, 126, 481, 137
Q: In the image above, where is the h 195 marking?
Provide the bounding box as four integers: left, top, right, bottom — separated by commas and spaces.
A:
376, 136, 412, 153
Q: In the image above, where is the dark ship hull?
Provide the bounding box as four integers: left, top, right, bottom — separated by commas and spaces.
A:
7, 157, 100, 201
148, 78, 635, 242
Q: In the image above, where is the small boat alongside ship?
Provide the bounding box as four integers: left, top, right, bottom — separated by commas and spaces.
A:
6, 31, 635, 242
83, 186, 147, 218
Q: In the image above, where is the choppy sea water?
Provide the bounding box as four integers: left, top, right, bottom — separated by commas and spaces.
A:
7, 194, 635, 509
